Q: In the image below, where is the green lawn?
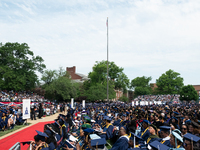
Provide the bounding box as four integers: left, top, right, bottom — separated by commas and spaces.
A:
0, 123, 31, 137
106, 139, 113, 149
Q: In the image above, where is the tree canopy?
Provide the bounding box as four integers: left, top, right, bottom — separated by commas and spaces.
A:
0, 42, 46, 91
156, 69, 184, 94
89, 61, 129, 92
130, 76, 152, 97
80, 61, 130, 101
42, 68, 80, 101
180, 85, 199, 101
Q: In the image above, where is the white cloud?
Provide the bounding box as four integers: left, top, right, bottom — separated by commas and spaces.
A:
0, 0, 200, 85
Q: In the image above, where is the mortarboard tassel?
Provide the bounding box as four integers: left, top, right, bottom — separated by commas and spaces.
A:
96, 142, 98, 150
191, 137, 193, 150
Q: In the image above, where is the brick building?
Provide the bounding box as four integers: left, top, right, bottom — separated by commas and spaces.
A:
66, 66, 89, 83
193, 85, 200, 96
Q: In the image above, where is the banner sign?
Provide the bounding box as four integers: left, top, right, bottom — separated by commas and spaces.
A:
71, 98, 74, 109
23, 99, 30, 119
132, 101, 134, 107
82, 100, 85, 108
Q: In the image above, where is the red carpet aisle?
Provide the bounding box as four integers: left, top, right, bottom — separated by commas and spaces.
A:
0, 121, 54, 150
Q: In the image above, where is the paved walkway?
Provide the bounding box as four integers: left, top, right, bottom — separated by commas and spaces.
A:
0, 112, 65, 140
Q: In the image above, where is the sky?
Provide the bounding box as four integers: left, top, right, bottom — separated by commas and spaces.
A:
0, 0, 200, 85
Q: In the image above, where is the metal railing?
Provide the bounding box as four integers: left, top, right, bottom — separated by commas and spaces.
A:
9, 142, 21, 150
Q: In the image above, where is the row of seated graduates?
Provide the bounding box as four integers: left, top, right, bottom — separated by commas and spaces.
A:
0, 107, 25, 131
25, 113, 72, 150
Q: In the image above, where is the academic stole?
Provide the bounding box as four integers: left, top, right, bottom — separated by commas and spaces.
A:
141, 127, 149, 137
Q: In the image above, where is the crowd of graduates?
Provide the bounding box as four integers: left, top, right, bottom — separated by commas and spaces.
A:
25, 101, 200, 150
0, 105, 25, 131
0, 102, 64, 132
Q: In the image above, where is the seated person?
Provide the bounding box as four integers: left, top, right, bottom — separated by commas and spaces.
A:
146, 124, 159, 144
170, 129, 184, 149
27, 130, 49, 150
8, 111, 16, 129
183, 133, 200, 150
158, 126, 171, 147
100, 117, 114, 140
1, 111, 8, 130
138, 120, 150, 144
110, 126, 130, 150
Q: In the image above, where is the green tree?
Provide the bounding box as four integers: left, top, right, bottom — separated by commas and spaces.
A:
85, 82, 116, 102
130, 76, 152, 97
180, 85, 198, 101
0, 42, 46, 91
42, 67, 80, 101
41, 70, 57, 86
131, 76, 152, 88
88, 61, 129, 92
44, 76, 80, 101
119, 95, 129, 103
134, 87, 152, 96
156, 69, 184, 94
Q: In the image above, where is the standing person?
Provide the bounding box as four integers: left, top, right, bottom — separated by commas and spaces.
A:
63, 103, 66, 114
31, 104, 36, 120
39, 103, 43, 119
57, 104, 60, 113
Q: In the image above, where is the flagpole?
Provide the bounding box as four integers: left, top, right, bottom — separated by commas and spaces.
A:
107, 17, 109, 101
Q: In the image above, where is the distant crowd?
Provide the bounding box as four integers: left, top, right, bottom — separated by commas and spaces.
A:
133, 94, 180, 103
0, 90, 45, 102
0, 101, 67, 132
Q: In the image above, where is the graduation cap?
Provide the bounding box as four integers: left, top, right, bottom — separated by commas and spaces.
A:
36, 130, 49, 142
103, 116, 108, 120
81, 123, 91, 129
172, 129, 183, 143
91, 138, 106, 149
159, 126, 171, 132
191, 121, 200, 128
54, 120, 61, 128
46, 125, 57, 134
91, 119, 96, 123
172, 116, 178, 122
149, 124, 157, 133
149, 140, 170, 150
105, 117, 112, 122
2, 110, 7, 114
129, 148, 146, 150
173, 111, 179, 115
142, 120, 150, 124
21, 141, 31, 145
122, 114, 127, 117
83, 128, 94, 134
185, 119, 191, 124
183, 133, 200, 143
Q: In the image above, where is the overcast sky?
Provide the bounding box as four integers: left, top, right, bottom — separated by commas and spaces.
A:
0, 0, 200, 85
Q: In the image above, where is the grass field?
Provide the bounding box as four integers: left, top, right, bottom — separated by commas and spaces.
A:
0, 123, 31, 137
